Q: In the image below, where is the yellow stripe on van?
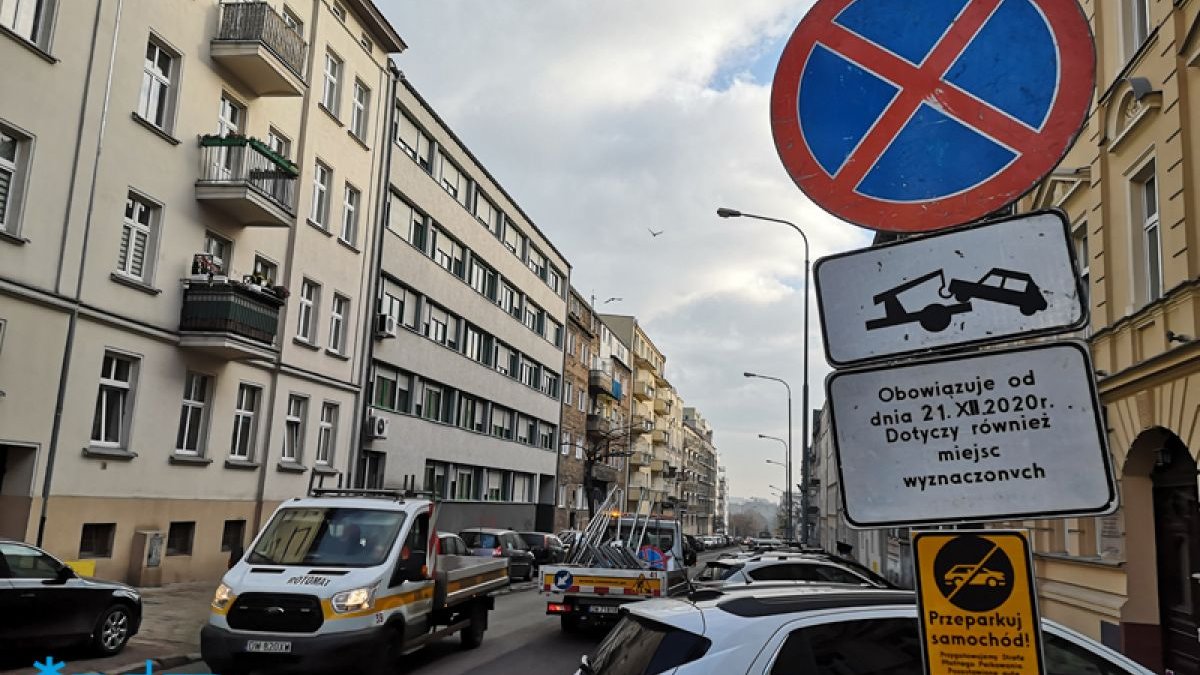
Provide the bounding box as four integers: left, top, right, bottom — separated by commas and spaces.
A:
446, 568, 507, 594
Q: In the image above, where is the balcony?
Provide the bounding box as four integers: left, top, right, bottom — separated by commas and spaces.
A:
633, 381, 654, 401
654, 397, 671, 415
211, 1, 307, 97
586, 414, 613, 436
629, 452, 653, 468
588, 369, 620, 401
179, 279, 284, 359
195, 136, 297, 226
652, 429, 670, 445
631, 415, 654, 434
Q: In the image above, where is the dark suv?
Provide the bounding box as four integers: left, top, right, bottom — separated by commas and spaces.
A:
519, 532, 565, 571
460, 528, 535, 581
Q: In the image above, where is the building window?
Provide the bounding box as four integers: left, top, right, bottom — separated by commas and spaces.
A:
502, 221, 525, 259
468, 258, 497, 300
1072, 220, 1088, 302
322, 51, 342, 115
359, 32, 373, 52
221, 519, 246, 553
438, 155, 469, 206
166, 521, 194, 556
388, 192, 427, 250
117, 193, 158, 282
558, 485, 567, 508
297, 279, 320, 342
281, 5, 303, 33
523, 302, 543, 334
1133, 161, 1161, 305
328, 293, 349, 354
283, 394, 307, 462
230, 383, 260, 459
175, 372, 211, 455
433, 228, 464, 277
267, 127, 292, 159
91, 352, 136, 447
137, 38, 178, 131
330, 1, 345, 22
452, 468, 474, 500
491, 406, 513, 440
485, 470, 505, 501
475, 192, 499, 233
541, 370, 560, 398
79, 523, 115, 559
1126, 0, 1150, 58
213, 94, 245, 179
527, 247, 547, 279
203, 232, 231, 275
420, 382, 444, 422
358, 450, 384, 489
310, 161, 331, 227
316, 402, 337, 464
578, 390, 586, 413
0, 0, 55, 47
380, 286, 418, 330
0, 124, 28, 235
498, 281, 519, 318
562, 431, 571, 456
340, 184, 359, 246
547, 267, 563, 295
394, 113, 432, 171
254, 256, 277, 285
548, 319, 563, 347
540, 423, 555, 450
350, 79, 370, 139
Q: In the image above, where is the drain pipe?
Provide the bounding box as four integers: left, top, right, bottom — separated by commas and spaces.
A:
38, 0, 122, 546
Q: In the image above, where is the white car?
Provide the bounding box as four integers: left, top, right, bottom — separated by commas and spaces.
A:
693, 553, 892, 588
577, 585, 1152, 674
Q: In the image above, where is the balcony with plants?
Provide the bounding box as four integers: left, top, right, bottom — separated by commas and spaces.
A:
195, 134, 299, 227
178, 253, 287, 360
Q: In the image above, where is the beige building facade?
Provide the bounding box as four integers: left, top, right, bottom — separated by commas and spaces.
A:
0, 0, 403, 583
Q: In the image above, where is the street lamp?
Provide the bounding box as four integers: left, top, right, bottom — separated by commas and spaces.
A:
723, 207, 812, 545
765, 459, 786, 468
747, 377, 794, 542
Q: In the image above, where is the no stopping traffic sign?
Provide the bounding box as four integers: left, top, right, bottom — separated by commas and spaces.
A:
771, 0, 1094, 232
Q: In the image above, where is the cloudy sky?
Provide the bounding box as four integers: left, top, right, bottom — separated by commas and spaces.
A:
377, 1, 873, 501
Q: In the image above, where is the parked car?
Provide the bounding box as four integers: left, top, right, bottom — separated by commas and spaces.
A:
685, 534, 705, 553
459, 528, 536, 581
577, 585, 1153, 674
0, 539, 142, 656
437, 531, 470, 556
692, 552, 894, 589
519, 531, 566, 570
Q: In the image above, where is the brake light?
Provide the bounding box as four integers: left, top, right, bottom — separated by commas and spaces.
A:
547, 603, 570, 614
493, 547, 503, 557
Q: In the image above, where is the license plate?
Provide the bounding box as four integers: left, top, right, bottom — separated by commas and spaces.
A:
588, 605, 619, 615
246, 640, 292, 653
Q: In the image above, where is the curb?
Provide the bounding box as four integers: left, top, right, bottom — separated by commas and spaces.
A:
103, 652, 201, 675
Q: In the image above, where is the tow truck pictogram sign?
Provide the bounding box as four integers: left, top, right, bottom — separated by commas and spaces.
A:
815, 211, 1087, 366
771, 0, 1095, 232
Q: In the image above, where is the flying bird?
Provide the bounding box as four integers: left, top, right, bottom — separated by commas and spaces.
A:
647, 228, 664, 237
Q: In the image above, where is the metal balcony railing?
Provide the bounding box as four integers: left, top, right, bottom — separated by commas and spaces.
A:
198, 136, 297, 214
217, 1, 307, 78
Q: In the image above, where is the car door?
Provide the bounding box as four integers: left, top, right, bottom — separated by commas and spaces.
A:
0, 542, 83, 645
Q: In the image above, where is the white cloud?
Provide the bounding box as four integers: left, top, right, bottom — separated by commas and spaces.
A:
378, 0, 873, 500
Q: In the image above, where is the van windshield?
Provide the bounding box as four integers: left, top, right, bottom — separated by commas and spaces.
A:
604, 524, 676, 553
247, 508, 406, 567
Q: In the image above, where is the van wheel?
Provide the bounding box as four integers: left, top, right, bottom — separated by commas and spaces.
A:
368, 626, 402, 675
460, 605, 486, 649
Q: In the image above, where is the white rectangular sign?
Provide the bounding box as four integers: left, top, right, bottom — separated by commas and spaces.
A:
827, 341, 1116, 528
815, 211, 1086, 366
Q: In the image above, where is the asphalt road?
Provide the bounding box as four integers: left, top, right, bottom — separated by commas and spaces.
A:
171, 549, 733, 675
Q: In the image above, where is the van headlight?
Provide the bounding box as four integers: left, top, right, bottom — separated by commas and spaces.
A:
212, 583, 234, 611
331, 585, 377, 614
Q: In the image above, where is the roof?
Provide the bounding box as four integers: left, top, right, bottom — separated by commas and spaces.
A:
713, 586, 915, 617
345, 0, 407, 52
460, 527, 515, 534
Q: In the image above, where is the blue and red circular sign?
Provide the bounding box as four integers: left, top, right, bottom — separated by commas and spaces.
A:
771, 0, 1094, 232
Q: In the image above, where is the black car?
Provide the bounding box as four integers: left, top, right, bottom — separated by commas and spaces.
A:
518, 532, 565, 570
0, 539, 142, 655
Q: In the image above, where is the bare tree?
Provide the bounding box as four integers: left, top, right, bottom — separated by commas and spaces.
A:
581, 424, 642, 518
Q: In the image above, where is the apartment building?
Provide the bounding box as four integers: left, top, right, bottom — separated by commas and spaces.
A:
682, 406, 718, 535
589, 315, 633, 507
1003, 0, 1200, 668
715, 465, 727, 534
653, 382, 685, 519
361, 74, 569, 533
598, 315, 670, 515
0, 0, 403, 583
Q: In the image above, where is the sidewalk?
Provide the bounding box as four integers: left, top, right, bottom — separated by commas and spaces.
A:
0, 581, 213, 675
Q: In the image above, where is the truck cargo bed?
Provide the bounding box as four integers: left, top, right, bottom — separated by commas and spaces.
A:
435, 555, 509, 608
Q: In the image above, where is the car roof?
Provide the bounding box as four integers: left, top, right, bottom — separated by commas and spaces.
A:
460, 527, 512, 534
437, 532, 462, 538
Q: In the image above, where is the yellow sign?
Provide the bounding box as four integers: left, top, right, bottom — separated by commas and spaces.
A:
913, 530, 1043, 675
64, 560, 96, 577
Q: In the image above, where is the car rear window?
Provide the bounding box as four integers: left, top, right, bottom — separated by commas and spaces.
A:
697, 562, 742, 581
520, 533, 543, 547
589, 615, 710, 675
461, 532, 498, 548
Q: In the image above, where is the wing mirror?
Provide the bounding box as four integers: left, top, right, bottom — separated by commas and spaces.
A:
49, 565, 76, 584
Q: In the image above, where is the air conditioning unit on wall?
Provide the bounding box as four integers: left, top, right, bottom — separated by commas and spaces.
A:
375, 313, 398, 339
366, 414, 390, 439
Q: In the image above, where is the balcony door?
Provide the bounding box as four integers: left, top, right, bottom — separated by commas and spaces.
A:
215, 94, 244, 180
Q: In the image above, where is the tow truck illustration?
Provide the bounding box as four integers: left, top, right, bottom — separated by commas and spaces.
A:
865, 268, 1047, 333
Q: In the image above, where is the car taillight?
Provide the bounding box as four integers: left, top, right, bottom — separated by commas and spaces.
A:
547, 603, 570, 614
493, 547, 503, 557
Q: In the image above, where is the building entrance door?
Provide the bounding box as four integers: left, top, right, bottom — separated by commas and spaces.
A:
0, 444, 36, 540
1153, 438, 1200, 675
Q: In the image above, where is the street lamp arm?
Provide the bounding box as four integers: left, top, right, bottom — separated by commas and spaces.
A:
717, 209, 810, 263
